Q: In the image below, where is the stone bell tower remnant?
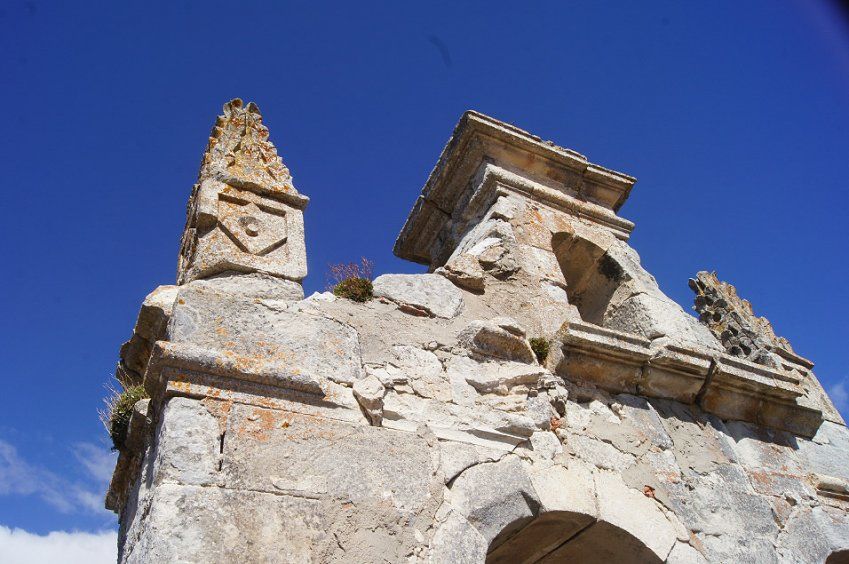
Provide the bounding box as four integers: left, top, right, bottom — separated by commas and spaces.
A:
107, 104, 849, 563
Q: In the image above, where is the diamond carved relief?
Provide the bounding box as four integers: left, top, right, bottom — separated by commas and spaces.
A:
218, 196, 288, 256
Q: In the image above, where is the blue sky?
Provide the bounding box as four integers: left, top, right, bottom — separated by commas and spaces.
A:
1, 0, 848, 559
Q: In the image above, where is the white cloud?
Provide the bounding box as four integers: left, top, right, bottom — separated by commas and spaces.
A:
0, 526, 116, 564
74, 443, 117, 485
0, 440, 116, 516
829, 381, 848, 415
0, 441, 73, 513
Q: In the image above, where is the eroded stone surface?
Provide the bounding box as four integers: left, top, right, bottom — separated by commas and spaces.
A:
353, 375, 385, 425
177, 99, 308, 284
110, 107, 848, 564
373, 273, 464, 318
691, 271, 791, 364
436, 253, 486, 293
458, 318, 536, 363
169, 279, 364, 385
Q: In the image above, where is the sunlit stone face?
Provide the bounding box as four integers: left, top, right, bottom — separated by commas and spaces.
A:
176, 99, 308, 284
218, 190, 288, 257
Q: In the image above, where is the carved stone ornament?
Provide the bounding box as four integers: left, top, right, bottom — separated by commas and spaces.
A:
177, 99, 308, 284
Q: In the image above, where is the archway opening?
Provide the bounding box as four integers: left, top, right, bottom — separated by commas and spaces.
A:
486, 511, 663, 564
827, 549, 849, 564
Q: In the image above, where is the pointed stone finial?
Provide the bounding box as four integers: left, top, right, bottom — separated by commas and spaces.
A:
199, 99, 301, 197
177, 100, 309, 285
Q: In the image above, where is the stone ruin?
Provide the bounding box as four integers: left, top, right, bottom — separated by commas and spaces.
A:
106, 100, 849, 563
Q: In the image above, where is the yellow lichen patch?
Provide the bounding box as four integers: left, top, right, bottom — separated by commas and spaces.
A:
171, 380, 192, 395
235, 406, 297, 442
201, 397, 233, 436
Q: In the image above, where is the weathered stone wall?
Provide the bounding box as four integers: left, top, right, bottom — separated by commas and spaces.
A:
107, 105, 849, 563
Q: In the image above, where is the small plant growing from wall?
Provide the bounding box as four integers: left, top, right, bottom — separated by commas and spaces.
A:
530, 337, 550, 364
328, 257, 375, 302
99, 377, 148, 451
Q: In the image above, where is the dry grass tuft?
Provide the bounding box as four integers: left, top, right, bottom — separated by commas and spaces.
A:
327, 257, 375, 302
99, 375, 148, 451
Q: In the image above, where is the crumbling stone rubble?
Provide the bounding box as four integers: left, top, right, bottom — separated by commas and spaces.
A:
690, 271, 790, 367
106, 103, 849, 563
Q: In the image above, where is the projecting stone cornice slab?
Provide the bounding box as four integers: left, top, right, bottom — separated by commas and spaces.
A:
550, 320, 823, 437
466, 165, 635, 239
144, 341, 326, 397
394, 111, 636, 266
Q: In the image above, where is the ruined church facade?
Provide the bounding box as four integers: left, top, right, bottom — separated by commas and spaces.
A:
106, 100, 849, 563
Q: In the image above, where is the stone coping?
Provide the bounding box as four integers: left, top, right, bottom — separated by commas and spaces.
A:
394, 111, 636, 265
552, 320, 823, 437
106, 324, 827, 514
557, 319, 652, 352
774, 345, 815, 371
144, 341, 326, 398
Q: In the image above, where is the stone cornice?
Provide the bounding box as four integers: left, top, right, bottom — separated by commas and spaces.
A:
551, 320, 823, 437
394, 111, 636, 266
467, 166, 636, 239
144, 340, 326, 398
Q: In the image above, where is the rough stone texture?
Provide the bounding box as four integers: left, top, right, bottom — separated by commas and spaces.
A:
429, 508, 488, 564
177, 99, 308, 284
169, 278, 364, 386
436, 253, 486, 292
194, 270, 304, 300
458, 318, 536, 363
373, 273, 464, 318
109, 107, 848, 563
119, 285, 179, 383
593, 470, 679, 560
667, 541, 708, 564
450, 456, 541, 547
691, 271, 790, 364
353, 375, 385, 425
152, 397, 220, 486
798, 421, 849, 481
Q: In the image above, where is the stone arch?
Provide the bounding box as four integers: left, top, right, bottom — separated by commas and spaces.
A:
439, 457, 678, 564
550, 230, 630, 325
827, 550, 849, 564
486, 510, 664, 564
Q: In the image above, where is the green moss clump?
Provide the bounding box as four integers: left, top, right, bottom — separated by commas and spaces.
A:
333, 277, 374, 302
529, 337, 549, 364
108, 385, 148, 451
